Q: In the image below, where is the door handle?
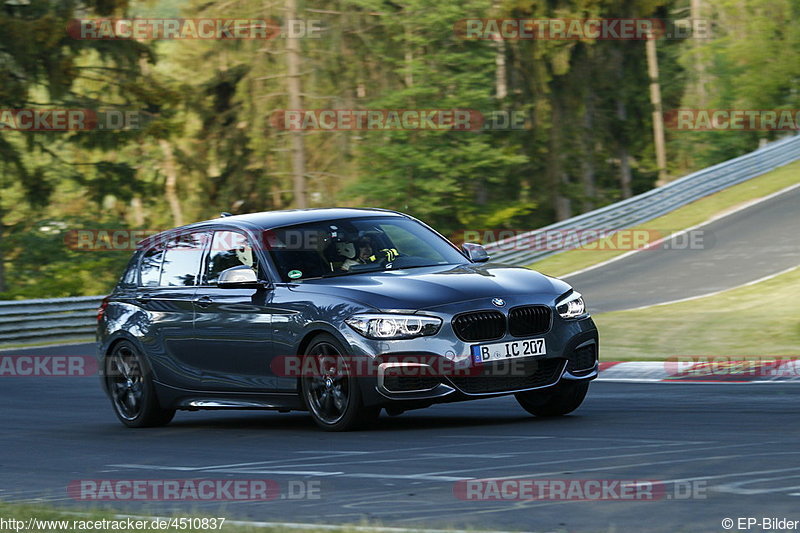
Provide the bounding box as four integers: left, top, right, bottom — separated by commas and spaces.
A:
194, 295, 213, 308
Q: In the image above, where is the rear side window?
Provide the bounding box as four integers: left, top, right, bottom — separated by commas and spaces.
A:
139, 246, 164, 286
204, 231, 259, 285
119, 253, 140, 288
160, 233, 208, 286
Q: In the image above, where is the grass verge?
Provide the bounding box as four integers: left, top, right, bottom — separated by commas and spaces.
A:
528, 160, 800, 277
593, 267, 800, 361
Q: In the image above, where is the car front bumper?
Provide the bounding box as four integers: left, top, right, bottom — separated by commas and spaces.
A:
339, 313, 598, 407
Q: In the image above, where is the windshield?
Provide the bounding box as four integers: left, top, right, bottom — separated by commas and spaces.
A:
264, 216, 469, 282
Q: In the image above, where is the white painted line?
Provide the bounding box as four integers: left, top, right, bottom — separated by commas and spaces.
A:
420, 453, 516, 459
512, 455, 747, 481
622, 265, 799, 311
559, 181, 800, 279
437, 435, 554, 440
596, 378, 666, 383
598, 378, 800, 384
640, 465, 800, 488
108, 464, 345, 476
466, 441, 781, 482
480, 452, 800, 485
342, 473, 472, 482
712, 477, 800, 495
415, 442, 756, 479
295, 451, 371, 455
109, 463, 469, 482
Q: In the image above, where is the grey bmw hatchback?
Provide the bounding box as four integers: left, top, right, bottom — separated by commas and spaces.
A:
97, 208, 598, 431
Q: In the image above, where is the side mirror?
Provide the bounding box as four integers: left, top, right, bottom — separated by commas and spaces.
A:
217, 266, 265, 289
462, 242, 490, 263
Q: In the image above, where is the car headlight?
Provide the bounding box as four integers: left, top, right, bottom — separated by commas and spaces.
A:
345, 314, 442, 340
556, 292, 586, 319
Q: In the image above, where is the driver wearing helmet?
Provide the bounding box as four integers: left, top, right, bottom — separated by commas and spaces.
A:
235, 242, 254, 268
338, 237, 398, 271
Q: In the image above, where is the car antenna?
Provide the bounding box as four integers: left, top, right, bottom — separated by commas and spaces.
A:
220, 212, 233, 218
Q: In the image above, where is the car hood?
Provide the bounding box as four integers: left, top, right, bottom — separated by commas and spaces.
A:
288, 263, 571, 312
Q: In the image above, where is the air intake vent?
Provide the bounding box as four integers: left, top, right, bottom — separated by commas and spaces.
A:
449, 358, 566, 394
567, 344, 597, 372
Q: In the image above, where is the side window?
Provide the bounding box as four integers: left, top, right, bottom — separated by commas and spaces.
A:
119, 253, 139, 288
204, 231, 259, 285
139, 246, 164, 287
160, 233, 208, 287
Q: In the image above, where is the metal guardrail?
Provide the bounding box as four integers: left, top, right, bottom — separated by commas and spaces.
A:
0, 135, 798, 346
484, 134, 800, 266
0, 295, 102, 347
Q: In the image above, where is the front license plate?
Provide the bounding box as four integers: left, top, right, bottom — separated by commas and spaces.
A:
471, 338, 546, 364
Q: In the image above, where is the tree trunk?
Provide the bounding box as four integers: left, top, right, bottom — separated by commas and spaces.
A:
581, 90, 596, 211
286, 0, 307, 208
130, 197, 145, 227
404, 23, 414, 88
690, 0, 708, 106
646, 37, 668, 185
159, 140, 184, 226
618, 145, 632, 199
548, 93, 571, 221
615, 98, 633, 199
0, 220, 6, 294
493, 36, 507, 100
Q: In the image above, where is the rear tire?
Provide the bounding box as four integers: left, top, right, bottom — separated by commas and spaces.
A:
105, 340, 175, 428
515, 380, 589, 417
301, 334, 380, 431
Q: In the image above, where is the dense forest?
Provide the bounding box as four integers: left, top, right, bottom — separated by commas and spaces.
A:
1, 0, 798, 298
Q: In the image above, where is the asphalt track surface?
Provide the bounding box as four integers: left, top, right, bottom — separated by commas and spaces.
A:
2, 344, 800, 532
564, 184, 800, 313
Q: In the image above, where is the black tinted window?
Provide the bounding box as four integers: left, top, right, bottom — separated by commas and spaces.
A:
160, 233, 208, 287
139, 247, 164, 286
205, 231, 259, 285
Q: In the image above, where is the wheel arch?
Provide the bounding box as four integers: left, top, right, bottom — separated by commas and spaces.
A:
293, 326, 352, 393
100, 332, 157, 392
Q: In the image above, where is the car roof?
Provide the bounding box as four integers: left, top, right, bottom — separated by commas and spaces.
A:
140, 207, 408, 247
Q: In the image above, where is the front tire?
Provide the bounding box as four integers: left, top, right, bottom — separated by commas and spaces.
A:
300, 334, 380, 431
515, 380, 589, 417
105, 340, 175, 428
